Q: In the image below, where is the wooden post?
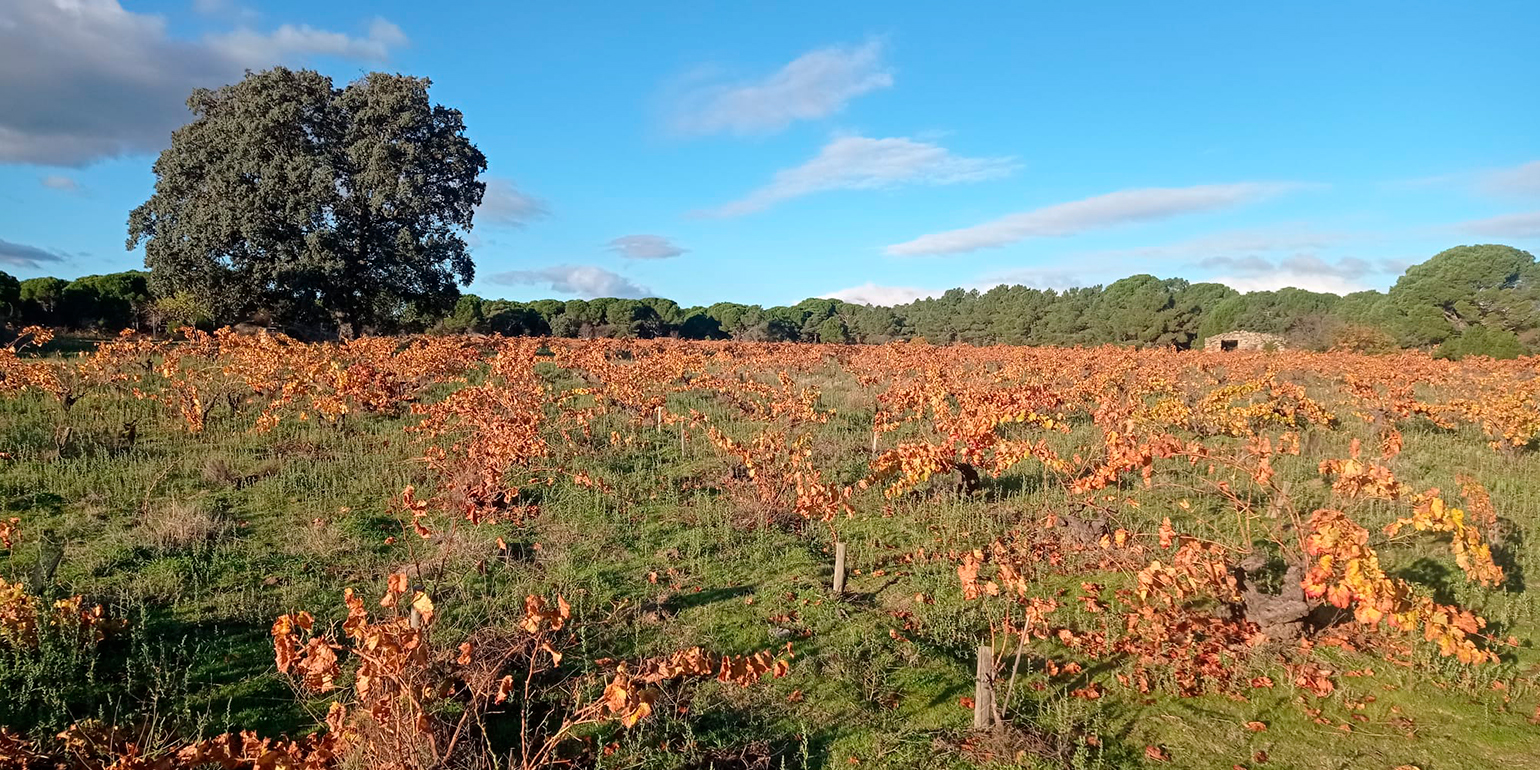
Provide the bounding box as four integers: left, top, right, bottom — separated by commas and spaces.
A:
655, 406, 663, 433
679, 422, 686, 456
832, 542, 847, 594
409, 586, 426, 630
973, 645, 994, 729
870, 430, 878, 455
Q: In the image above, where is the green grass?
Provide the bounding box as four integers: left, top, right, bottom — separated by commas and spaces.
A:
1, 352, 1538, 770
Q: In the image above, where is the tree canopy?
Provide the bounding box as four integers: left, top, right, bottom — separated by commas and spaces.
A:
1384, 244, 1539, 346
0, 271, 19, 320
60, 272, 151, 330
18, 277, 68, 322
127, 67, 487, 336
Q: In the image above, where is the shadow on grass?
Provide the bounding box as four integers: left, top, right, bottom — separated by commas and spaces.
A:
0, 607, 309, 740
0, 486, 67, 518
1492, 516, 1527, 593
1394, 557, 1459, 606
669, 584, 756, 613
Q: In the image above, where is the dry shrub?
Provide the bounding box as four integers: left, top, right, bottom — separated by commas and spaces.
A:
940, 721, 1082, 769
286, 516, 351, 564
142, 499, 230, 552
387, 526, 490, 584
200, 458, 240, 488
1331, 324, 1399, 354
200, 457, 280, 489
686, 739, 779, 770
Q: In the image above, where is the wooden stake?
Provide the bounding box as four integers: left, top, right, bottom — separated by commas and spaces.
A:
409, 587, 426, 630
832, 541, 847, 594
870, 430, 878, 455
973, 644, 994, 729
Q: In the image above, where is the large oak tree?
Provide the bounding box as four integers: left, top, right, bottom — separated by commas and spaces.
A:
128, 67, 486, 336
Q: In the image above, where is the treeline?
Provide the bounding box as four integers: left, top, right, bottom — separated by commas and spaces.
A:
4, 244, 1538, 359
0, 270, 157, 331
360, 243, 1540, 359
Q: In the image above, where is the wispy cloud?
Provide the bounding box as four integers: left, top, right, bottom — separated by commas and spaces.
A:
1196, 254, 1375, 280
489, 265, 650, 298
1478, 160, 1540, 197
884, 183, 1305, 257
476, 178, 549, 228
701, 135, 1016, 217
191, 0, 259, 23
0, 1, 407, 166
1052, 226, 1354, 275
1395, 159, 1540, 197
1407, 160, 1540, 239
606, 235, 687, 260
0, 237, 70, 269
39, 174, 83, 193
667, 40, 892, 137
1137, 227, 1347, 259
1459, 210, 1540, 238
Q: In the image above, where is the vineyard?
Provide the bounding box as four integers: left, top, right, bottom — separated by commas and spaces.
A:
1, 328, 1539, 769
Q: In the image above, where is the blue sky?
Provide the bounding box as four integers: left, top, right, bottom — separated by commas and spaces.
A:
1, 1, 1538, 306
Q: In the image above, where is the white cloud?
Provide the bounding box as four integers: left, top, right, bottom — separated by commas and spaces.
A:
1208, 271, 1372, 295
885, 183, 1303, 257
822, 268, 1091, 307
1198, 253, 1383, 294
607, 234, 686, 260
39, 174, 82, 193
821, 282, 938, 306
973, 268, 1085, 291
668, 40, 892, 136
206, 17, 406, 66
1479, 160, 1540, 197
702, 135, 1017, 217
489, 265, 650, 298
477, 178, 549, 227
0, 238, 69, 269
0, 0, 407, 166
1460, 210, 1540, 238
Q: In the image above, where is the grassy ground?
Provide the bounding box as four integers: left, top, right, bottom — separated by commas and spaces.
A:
1, 344, 1538, 769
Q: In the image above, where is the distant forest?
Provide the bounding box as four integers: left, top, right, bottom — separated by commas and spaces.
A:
3, 243, 1537, 360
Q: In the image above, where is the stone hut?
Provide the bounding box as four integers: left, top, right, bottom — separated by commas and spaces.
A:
1203, 330, 1287, 352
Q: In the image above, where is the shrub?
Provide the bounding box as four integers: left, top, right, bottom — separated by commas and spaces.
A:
0, 579, 127, 732
148, 292, 213, 333
141, 500, 230, 552
1434, 325, 1528, 360
1331, 323, 1399, 354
